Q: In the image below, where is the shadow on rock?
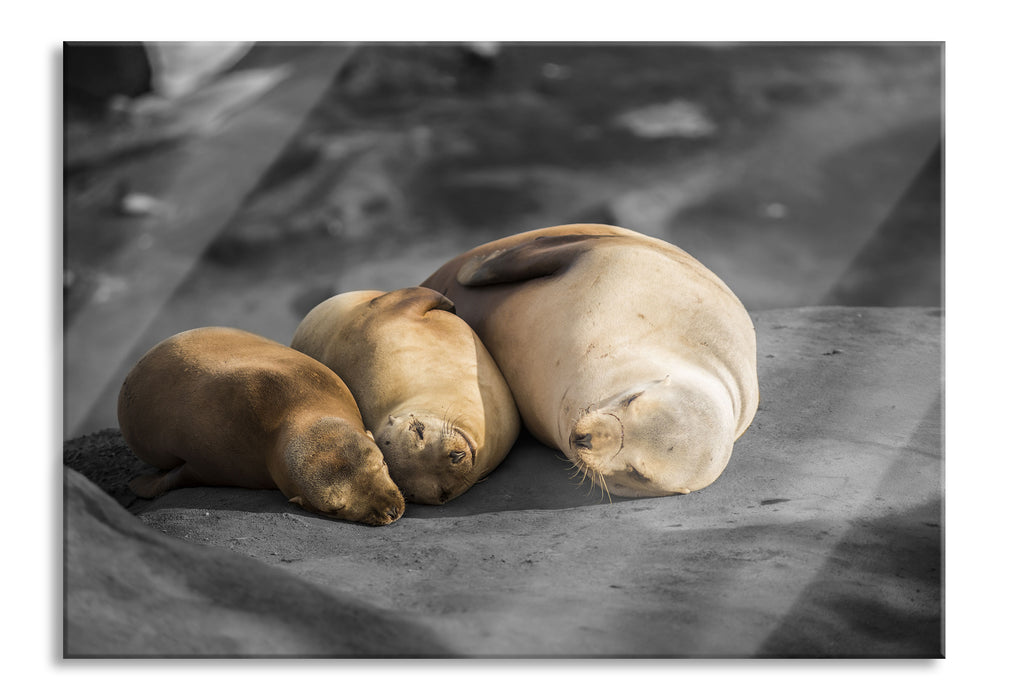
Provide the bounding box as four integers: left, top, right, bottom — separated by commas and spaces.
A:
63, 468, 452, 657
403, 431, 636, 519
65, 428, 635, 521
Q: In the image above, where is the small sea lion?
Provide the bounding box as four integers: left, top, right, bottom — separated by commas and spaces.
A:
291, 287, 520, 504
118, 327, 405, 525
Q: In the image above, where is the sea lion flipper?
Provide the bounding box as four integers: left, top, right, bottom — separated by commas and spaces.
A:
128, 463, 199, 499
372, 287, 456, 316
456, 234, 602, 286
128, 470, 173, 499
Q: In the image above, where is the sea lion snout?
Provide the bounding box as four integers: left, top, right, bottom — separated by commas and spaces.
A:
570, 411, 624, 465
371, 496, 406, 525
339, 482, 405, 526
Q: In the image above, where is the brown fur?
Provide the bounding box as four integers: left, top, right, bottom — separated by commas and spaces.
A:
118, 327, 405, 525
291, 288, 520, 504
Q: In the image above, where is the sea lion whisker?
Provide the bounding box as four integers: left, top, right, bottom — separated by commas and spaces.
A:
597, 472, 613, 504
441, 406, 461, 436
564, 464, 585, 483
588, 468, 603, 498
565, 458, 587, 482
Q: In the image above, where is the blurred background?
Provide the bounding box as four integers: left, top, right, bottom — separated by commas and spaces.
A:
63, 41, 942, 439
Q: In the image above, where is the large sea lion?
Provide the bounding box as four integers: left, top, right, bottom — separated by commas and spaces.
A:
291, 287, 520, 504
118, 327, 405, 526
421, 224, 759, 498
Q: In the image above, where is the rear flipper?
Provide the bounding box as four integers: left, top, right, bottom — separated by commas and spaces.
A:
128, 464, 199, 499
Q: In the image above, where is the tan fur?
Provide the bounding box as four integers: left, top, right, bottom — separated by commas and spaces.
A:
118, 327, 405, 525
291, 287, 520, 504
421, 224, 759, 497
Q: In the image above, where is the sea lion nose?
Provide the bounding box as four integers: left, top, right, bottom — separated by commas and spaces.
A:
570, 412, 623, 462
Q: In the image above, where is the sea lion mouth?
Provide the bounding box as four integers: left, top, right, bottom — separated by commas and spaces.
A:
361, 495, 406, 525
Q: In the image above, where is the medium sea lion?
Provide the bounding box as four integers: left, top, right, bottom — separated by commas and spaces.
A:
291, 287, 520, 504
118, 327, 405, 526
421, 224, 759, 498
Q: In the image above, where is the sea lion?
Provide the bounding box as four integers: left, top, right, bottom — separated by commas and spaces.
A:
118, 327, 405, 526
291, 287, 520, 504
421, 224, 759, 498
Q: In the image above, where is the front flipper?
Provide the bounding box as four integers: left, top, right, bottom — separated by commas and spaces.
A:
456, 234, 607, 286
128, 464, 195, 499
369, 286, 456, 316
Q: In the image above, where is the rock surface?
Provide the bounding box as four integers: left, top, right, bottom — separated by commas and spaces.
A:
63, 468, 449, 657
63, 306, 943, 657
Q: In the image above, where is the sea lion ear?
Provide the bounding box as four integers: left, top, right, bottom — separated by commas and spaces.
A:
455, 233, 603, 286
289, 496, 305, 506
373, 287, 456, 315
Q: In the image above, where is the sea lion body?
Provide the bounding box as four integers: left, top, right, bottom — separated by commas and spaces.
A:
421, 224, 758, 497
291, 287, 520, 504
117, 327, 405, 525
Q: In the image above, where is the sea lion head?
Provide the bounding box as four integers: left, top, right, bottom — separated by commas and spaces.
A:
284, 417, 406, 525
376, 412, 480, 504
567, 375, 736, 498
